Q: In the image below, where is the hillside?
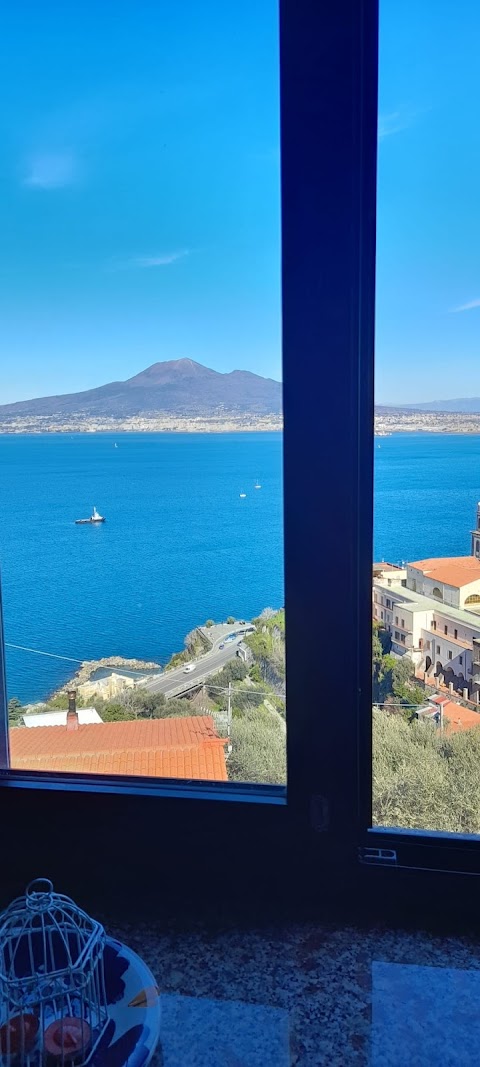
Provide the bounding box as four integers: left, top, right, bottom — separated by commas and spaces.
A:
0, 359, 282, 419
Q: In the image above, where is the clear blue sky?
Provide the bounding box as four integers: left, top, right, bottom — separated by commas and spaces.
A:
0, 1, 280, 403
377, 1, 480, 403
2, 3, 479, 406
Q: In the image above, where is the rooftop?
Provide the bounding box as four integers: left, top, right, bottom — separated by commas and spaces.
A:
374, 579, 480, 629
22, 708, 102, 728
409, 556, 480, 589
424, 697, 480, 734
10, 715, 228, 781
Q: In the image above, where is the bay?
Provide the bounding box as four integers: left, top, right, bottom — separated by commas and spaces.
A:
374, 433, 480, 563
0, 432, 284, 702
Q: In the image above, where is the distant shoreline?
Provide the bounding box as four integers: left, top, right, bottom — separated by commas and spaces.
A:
0, 419, 283, 436
375, 412, 480, 436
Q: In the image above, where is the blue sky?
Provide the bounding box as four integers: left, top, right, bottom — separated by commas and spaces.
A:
377, 1, 480, 403
0, 1, 280, 402
2, 4, 480, 407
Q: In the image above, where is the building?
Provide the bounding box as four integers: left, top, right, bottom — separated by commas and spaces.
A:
10, 713, 229, 781
373, 501, 480, 701
22, 708, 102, 728
77, 672, 136, 702
416, 695, 480, 734
406, 556, 480, 610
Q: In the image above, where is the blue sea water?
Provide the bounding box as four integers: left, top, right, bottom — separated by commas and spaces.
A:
374, 433, 480, 563
0, 433, 284, 702
3, 431, 480, 703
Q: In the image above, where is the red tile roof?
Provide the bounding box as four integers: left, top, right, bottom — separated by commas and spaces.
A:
409, 556, 480, 589
426, 698, 480, 733
10, 715, 228, 781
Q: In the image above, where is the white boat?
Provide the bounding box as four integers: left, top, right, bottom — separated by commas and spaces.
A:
254, 479, 262, 489
239, 491, 247, 499
75, 506, 106, 525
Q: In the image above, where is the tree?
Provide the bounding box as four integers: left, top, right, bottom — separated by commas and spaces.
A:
372, 710, 480, 833
101, 703, 133, 722
8, 697, 23, 726
228, 712, 286, 785
205, 619, 215, 628
227, 616, 235, 625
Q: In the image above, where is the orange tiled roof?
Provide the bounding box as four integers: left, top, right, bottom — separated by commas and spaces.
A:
428, 698, 480, 733
9, 715, 228, 781
409, 556, 480, 589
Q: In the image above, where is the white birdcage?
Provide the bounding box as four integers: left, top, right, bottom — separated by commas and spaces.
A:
0, 879, 108, 1066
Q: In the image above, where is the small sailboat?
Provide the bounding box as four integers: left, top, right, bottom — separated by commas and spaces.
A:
239, 491, 247, 499
75, 506, 106, 525
254, 479, 262, 489
114, 442, 118, 449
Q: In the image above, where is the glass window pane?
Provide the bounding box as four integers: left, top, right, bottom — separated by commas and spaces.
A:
0, 1, 285, 786
373, 1, 480, 832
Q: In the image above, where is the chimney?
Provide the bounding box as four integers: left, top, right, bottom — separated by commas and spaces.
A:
66, 690, 79, 731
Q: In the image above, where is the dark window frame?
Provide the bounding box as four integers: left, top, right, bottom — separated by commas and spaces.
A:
1, 0, 479, 909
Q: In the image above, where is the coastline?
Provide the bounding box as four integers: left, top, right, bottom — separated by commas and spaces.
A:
0, 416, 283, 436
375, 412, 480, 435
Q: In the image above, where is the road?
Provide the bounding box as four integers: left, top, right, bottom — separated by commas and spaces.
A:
137, 623, 254, 699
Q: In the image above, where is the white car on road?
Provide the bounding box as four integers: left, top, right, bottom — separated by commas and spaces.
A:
183, 663, 196, 673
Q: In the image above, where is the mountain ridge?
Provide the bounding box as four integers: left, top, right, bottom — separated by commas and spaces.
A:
0, 359, 282, 419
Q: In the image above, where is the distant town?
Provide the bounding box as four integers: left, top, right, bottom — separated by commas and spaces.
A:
375, 409, 480, 435
0, 413, 283, 435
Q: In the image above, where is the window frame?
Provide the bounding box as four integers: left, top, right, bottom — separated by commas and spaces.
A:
2, 0, 479, 903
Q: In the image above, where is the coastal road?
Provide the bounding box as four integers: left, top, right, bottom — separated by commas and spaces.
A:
138, 623, 254, 699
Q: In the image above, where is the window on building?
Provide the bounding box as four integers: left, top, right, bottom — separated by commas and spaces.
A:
400, 634, 405, 644
444, 625, 448, 635
401, 619, 405, 628
395, 631, 400, 640
448, 651, 453, 661
454, 629, 458, 640
386, 598, 391, 609
460, 656, 463, 666
433, 621, 437, 631
437, 646, 441, 656
381, 611, 384, 620
395, 616, 398, 625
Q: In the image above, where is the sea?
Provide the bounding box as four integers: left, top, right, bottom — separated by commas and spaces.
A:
2, 431, 480, 703
0, 433, 284, 703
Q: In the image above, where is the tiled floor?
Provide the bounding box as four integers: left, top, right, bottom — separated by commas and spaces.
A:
106, 917, 480, 1065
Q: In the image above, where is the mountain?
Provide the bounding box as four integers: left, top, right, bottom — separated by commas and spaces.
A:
0, 359, 282, 419
382, 398, 480, 414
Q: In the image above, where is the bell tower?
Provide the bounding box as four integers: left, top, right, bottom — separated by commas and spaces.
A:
472, 502, 480, 558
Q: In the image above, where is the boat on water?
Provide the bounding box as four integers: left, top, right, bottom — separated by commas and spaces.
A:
75, 507, 106, 525
254, 479, 262, 489
239, 491, 247, 499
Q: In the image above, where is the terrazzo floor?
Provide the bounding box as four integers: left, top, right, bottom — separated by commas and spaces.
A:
105, 916, 480, 1066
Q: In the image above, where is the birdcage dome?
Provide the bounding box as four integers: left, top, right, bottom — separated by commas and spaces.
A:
0, 879, 108, 1066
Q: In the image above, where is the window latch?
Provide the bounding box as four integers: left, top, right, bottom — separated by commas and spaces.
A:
310, 794, 330, 832
358, 846, 397, 866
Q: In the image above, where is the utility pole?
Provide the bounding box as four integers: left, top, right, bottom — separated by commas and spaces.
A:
227, 682, 232, 735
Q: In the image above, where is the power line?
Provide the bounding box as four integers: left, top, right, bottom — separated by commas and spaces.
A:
5, 643, 83, 664
4, 643, 150, 677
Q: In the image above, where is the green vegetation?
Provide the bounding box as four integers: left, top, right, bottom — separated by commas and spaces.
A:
205, 619, 214, 628
226, 616, 235, 625
245, 609, 285, 689
372, 622, 425, 716
373, 710, 480, 833
228, 708, 286, 785
8, 697, 23, 727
